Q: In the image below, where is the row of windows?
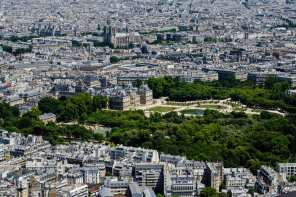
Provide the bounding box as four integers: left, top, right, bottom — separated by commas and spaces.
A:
172, 186, 194, 191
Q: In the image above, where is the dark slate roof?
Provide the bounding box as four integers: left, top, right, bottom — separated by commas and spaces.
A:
49, 85, 70, 93
83, 75, 98, 83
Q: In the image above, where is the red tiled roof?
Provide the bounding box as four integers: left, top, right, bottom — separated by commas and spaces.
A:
88, 185, 100, 193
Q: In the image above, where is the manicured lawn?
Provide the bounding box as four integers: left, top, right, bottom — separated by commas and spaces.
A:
224, 102, 239, 107
148, 106, 176, 112
166, 102, 196, 106
198, 105, 227, 109
234, 108, 247, 112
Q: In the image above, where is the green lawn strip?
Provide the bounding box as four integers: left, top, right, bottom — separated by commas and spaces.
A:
148, 106, 176, 112
234, 108, 247, 112
166, 102, 196, 106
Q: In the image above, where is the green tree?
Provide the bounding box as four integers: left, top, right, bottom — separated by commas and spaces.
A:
110, 56, 119, 63
246, 159, 267, 174
105, 171, 112, 176
94, 42, 114, 48
204, 37, 217, 42
5, 126, 19, 133
219, 179, 226, 191
94, 132, 104, 142
10, 106, 20, 117
69, 93, 92, 116
22, 108, 42, 119
290, 176, 296, 182
92, 96, 108, 111
200, 187, 218, 197
247, 189, 257, 195
265, 77, 278, 90
1, 46, 13, 53
38, 97, 62, 114
135, 79, 143, 88
62, 103, 79, 121
217, 193, 228, 197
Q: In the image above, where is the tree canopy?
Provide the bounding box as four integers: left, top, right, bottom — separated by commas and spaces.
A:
200, 187, 217, 197
1, 76, 296, 170
38, 94, 108, 122
147, 76, 296, 113
110, 56, 120, 63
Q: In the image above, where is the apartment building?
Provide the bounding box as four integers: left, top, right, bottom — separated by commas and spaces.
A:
66, 173, 84, 185
134, 163, 168, 192
205, 162, 224, 192
56, 184, 88, 197
277, 163, 296, 178
160, 154, 186, 165
255, 165, 286, 194
102, 177, 129, 196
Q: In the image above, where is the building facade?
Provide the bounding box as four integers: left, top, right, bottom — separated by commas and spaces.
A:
103, 25, 141, 48
276, 163, 296, 178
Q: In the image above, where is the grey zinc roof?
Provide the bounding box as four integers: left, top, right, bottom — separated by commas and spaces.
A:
49, 85, 70, 93
128, 182, 142, 195
117, 90, 127, 98
100, 187, 113, 197
143, 188, 156, 197
116, 32, 129, 38
110, 83, 119, 88
139, 84, 151, 91
20, 90, 40, 97
38, 113, 56, 120
126, 84, 134, 90
7, 95, 22, 102
87, 88, 96, 94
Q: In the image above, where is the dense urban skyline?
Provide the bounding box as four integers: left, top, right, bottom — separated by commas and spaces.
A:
0, 0, 296, 196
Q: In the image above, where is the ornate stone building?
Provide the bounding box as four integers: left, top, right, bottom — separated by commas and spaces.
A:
137, 85, 153, 105
30, 23, 61, 36
103, 25, 141, 48
94, 84, 153, 110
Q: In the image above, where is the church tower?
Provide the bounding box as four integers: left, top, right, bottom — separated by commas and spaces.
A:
103, 25, 117, 47
103, 16, 117, 47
